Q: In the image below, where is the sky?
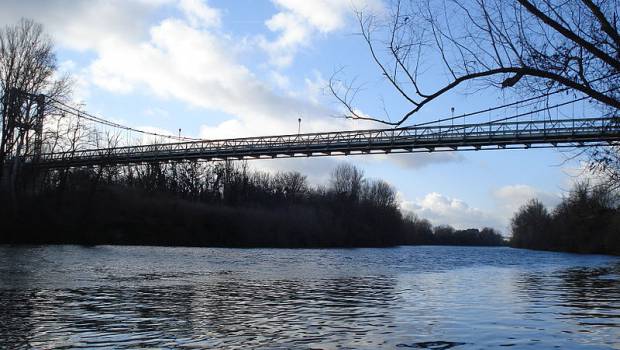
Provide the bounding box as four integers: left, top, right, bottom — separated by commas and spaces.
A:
0, 0, 596, 233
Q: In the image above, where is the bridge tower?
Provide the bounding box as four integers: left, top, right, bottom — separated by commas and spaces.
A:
0, 87, 46, 191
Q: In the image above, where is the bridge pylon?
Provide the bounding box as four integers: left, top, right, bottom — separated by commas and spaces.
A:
0, 87, 46, 195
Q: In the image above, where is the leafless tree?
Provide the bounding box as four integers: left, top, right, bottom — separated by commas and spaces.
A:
363, 179, 397, 208
42, 112, 69, 154
330, 0, 619, 125
64, 114, 92, 156
273, 171, 308, 200
588, 120, 620, 191
0, 18, 71, 179
330, 163, 365, 200
177, 161, 206, 200
95, 130, 123, 185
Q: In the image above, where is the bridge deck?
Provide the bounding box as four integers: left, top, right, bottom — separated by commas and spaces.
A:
28, 117, 620, 168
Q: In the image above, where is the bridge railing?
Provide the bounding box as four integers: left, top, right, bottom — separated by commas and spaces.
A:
26, 117, 620, 166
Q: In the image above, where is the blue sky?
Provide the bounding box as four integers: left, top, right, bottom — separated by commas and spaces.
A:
1, 0, 594, 232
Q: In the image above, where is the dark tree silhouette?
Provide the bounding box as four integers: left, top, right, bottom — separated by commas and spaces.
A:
0, 156, 508, 248
509, 183, 620, 254
330, 163, 365, 201
0, 19, 71, 178
510, 198, 552, 249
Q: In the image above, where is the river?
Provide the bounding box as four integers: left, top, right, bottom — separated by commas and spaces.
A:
0, 245, 619, 349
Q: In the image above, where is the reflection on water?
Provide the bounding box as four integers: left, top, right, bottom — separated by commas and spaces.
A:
0, 246, 619, 349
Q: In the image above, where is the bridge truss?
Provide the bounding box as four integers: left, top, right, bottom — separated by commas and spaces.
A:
28, 116, 620, 168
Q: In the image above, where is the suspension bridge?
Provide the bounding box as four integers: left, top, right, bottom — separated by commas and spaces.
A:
25, 116, 620, 168
2, 86, 619, 170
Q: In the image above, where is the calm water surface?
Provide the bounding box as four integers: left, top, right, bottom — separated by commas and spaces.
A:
0, 245, 619, 349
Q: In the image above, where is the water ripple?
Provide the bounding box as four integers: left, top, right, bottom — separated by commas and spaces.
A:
0, 245, 619, 349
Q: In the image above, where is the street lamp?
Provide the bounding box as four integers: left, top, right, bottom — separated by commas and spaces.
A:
178, 128, 181, 141
451, 107, 455, 127
298, 117, 302, 135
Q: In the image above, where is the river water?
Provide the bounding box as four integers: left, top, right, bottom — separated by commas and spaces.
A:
0, 245, 619, 349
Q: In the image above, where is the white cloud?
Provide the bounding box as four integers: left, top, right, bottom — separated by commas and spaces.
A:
260, 0, 384, 67
0, 1, 165, 51
398, 184, 561, 232
77, 11, 357, 139
178, 0, 221, 28
272, 0, 384, 32
492, 184, 560, 215
399, 185, 560, 233
401, 192, 503, 230
261, 11, 311, 67
0, 0, 170, 102
270, 71, 291, 90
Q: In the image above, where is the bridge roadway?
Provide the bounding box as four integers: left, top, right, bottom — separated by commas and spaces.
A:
28, 117, 620, 168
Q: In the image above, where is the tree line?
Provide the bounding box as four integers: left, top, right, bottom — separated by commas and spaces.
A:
1, 161, 505, 248
510, 182, 620, 255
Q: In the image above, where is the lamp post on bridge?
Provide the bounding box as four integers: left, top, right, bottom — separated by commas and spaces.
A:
298, 117, 302, 135
451, 107, 455, 127
178, 128, 181, 141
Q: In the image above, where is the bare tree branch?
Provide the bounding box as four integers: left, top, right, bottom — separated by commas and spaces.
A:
331, 0, 619, 126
